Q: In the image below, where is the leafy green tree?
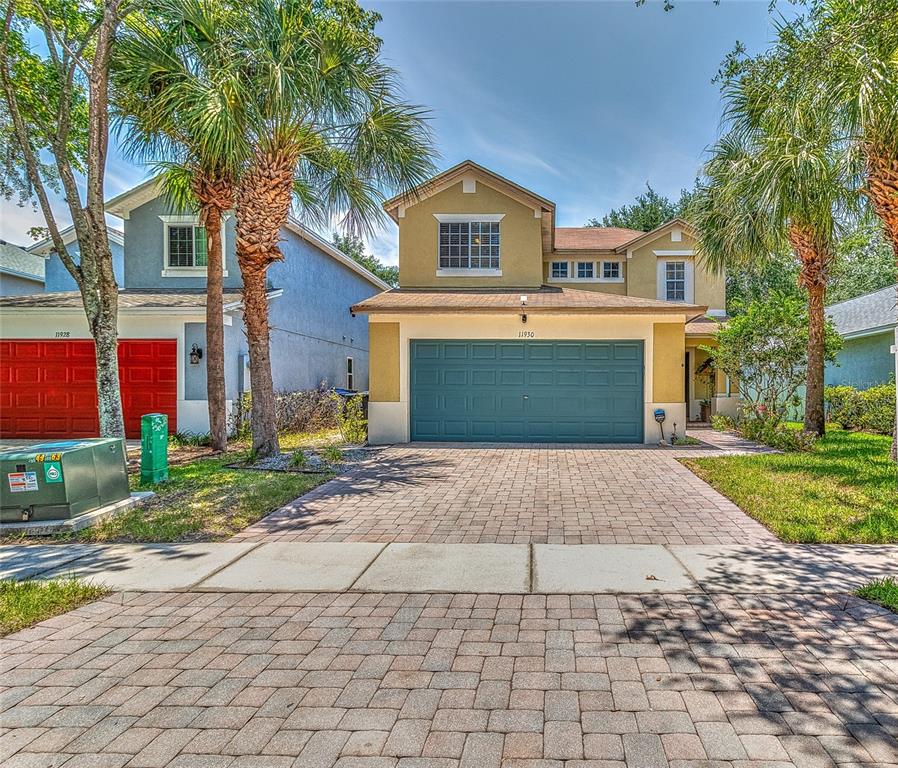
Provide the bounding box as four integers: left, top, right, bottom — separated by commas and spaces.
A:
332, 233, 398, 288
114, 0, 246, 452
587, 182, 698, 232
828, 220, 897, 304
706, 293, 841, 422
1, 0, 127, 437
690, 43, 855, 436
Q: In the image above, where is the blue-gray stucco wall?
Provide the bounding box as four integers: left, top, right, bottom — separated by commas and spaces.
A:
264, 231, 373, 392
44, 239, 125, 292
826, 332, 896, 388
0, 272, 43, 296
123, 197, 240, 290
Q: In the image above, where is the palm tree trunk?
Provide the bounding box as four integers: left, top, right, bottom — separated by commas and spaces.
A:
241, 268, 279, 457
864, 147, 898, 461
234, 148, 296, 458
194, 174, 234, 454
202, 209, 227, 452
788, 223, 830, 437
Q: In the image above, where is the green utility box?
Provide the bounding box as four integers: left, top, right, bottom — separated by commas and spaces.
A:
0, 438, 130, 523
140, 413, 169, 483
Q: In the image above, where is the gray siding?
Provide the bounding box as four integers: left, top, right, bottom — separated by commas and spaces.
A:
123, 197, 240, 290
826, 332, 896, 389
0, 272, 43, 296
44, 240, 125, 292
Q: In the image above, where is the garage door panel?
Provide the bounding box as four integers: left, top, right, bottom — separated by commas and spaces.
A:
0, 339, 176, 439
410, 340, 644, 443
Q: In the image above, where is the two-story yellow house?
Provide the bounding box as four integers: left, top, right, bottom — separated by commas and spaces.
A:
352, 161, 736, 444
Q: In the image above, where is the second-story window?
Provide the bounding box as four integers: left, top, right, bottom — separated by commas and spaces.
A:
167, 224, 208, 268
665, 261, 686, 301
438, 221, 500, 269
576, 261, 594, 279
603, 261, 621, 279
551, 261, 568, 279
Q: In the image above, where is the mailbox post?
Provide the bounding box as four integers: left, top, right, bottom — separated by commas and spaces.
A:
140, 413, 169, 483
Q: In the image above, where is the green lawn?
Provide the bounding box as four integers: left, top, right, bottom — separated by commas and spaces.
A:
0, 579, 109, 636
857, 578, 898, 613
683, 429, 898, 543
78, 455, 332, 543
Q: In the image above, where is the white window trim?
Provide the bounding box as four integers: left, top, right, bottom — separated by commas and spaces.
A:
434, 215, 503, 275
657, 259, 694, 303
653, 249, 694, 257
548, 260, 625, 284
346, 356, 354, 390
433, 213, 505, 223
159, 214, 229, 277
436, 268, 502, 277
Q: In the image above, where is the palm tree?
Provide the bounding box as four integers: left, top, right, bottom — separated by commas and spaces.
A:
230, 0, 435, 457
690, 52, 854, 436
114, 0, 247, 452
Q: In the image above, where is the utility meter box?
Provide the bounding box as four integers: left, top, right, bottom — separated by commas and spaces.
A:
0, 438, 130, 523
140, 413, 169, 483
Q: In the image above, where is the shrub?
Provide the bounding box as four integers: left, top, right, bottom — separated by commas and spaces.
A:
290, 450, 308, 468
321, 445, 343, 465
231, 383, 340, 438
711, 414, 736, 432
330, 392, 367, 444
739, 415, 818, 452
825, 383, 896, 435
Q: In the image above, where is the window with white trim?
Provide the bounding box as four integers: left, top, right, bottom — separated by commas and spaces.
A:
167, 224, 208, 268
551, 261, 568, 279
665, 261, 686, 301
602, 261, 621, 280
346, 357, 354, 390
576, 261, 594, 279
438, 221, 500, 269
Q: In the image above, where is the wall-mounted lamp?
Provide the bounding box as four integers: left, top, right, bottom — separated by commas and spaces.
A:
520, 295, 528, 324
189, 343, 203, 365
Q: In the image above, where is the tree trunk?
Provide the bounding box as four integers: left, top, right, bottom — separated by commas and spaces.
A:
241, 268, 279, 457
788, 223, 831, 437
234, 148, 296, 458
194, 173, 234, 454
203, 210, 228, 452
864, 147, 898, 461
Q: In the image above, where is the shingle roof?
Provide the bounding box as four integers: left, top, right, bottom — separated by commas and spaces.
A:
553, 227, 643, 251
0, 289, 245, 310
686, 315, 727, 336
826, 284, 898, 337
0, 241, 45, 282
352, 286, 706, 316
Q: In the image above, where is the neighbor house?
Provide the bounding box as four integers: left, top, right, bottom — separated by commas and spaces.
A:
352, 160, 736, 444
0, 240, 44, 296
826, 284, 897, 389
0, 178, 387, 439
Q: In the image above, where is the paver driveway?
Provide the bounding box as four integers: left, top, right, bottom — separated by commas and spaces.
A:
233, 444, 776, 546
3, 590, 897, 767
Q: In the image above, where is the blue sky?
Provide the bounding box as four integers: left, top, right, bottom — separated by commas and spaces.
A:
0, 0, 787, 264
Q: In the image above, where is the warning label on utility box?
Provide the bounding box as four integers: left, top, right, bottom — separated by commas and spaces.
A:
8, 472, 38, 493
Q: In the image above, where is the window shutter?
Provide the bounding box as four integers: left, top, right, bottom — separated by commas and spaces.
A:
194, 226, 208, 267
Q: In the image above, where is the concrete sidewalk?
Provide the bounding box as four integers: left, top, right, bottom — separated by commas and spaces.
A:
2, 541, 895, 593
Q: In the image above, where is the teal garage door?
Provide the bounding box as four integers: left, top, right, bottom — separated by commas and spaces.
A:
410, 340, 644, 443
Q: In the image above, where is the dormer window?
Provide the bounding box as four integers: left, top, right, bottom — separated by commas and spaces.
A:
160, 214, 228, 277
434, 214, 503, 276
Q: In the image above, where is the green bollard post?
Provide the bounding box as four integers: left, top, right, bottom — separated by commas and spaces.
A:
140, 413, 169, 483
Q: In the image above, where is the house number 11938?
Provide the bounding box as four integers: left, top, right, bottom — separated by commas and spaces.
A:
518, 330, 535, 338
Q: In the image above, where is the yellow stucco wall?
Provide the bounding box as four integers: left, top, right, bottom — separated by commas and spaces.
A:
368, 322, 400, 402
365, 312, 690, 444
398, 180, 544, 288
652, 322, 685, 402
626, 229, 726, 311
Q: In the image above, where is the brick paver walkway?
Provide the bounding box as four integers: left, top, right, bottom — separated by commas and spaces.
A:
3, 590, 897, 767
233, 446, 776, 545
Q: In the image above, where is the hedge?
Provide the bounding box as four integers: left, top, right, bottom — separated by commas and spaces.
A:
825, 383, 896, 435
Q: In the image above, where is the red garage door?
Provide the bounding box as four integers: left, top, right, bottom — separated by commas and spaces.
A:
0, 339, 177, 439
